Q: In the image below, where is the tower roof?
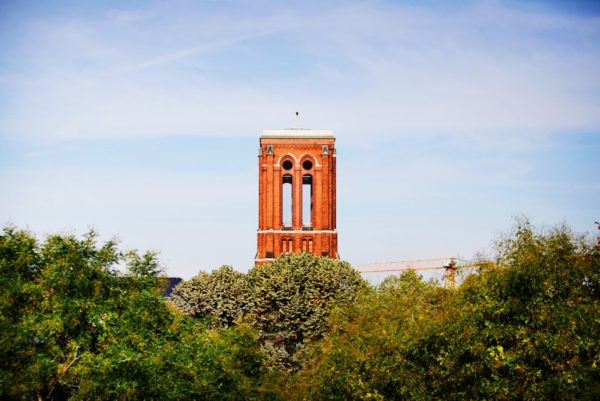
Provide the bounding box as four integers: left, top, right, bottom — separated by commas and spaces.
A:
261, 128, 334, 139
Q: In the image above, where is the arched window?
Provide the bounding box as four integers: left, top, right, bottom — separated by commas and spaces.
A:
282, 174, 292, 227
282, 238, 293, 254
302, 174, 312, 227
301, 238, 313, 253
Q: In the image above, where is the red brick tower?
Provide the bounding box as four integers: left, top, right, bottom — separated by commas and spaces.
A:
256, 129, 338, 265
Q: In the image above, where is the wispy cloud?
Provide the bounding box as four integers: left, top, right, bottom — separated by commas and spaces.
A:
121, 0, 382, 71
1, 1, 598, 276
123, 22, 301, 71
1, 0, 599, 146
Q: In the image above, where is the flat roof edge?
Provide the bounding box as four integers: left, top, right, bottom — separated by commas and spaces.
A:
261, 129, 334, 138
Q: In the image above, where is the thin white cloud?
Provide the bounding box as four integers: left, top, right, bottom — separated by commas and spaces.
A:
106, 9, 150, 25
1, 1, 598, 279
121, 0, 379, 71
1, 0, 599, 146
123, 22, 301, 71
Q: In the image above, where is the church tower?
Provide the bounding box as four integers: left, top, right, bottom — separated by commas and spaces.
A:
256, 129, 338, 265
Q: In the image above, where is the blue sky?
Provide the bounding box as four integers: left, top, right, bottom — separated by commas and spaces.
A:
1, 0, 599, 279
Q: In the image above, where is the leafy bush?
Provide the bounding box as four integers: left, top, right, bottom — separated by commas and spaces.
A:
170, 265, 249, 327
247, 253, 366, 370
171, 252, 366, 370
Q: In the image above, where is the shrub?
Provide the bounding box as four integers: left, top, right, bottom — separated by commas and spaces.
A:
171, 252, 366, 370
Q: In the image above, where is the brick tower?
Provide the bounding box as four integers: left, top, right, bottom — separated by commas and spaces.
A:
255, 129, 338, 265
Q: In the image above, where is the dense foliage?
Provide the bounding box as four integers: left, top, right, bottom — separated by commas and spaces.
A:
171, 253, 366, 370
289, 221, 600, 400
0, 227, 266, 401
3, 220, 598, 400
170, 265, 249, 328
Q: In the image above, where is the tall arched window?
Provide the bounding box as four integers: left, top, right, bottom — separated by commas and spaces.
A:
302, 174, 312, 227
301, 158, 314, 227
282, 174, 292, 227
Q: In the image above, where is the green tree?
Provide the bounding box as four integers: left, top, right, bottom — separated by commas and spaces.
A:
424, 221, 600, 400
170, 265, 249, 328
0, 227, 266, 401
291, 220, 600, 400
291, 271, 445, 400
246, 253, 366, 370
172, 253, 366, 370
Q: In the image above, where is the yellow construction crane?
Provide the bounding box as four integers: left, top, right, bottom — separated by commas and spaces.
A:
355, 257, 490, 288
